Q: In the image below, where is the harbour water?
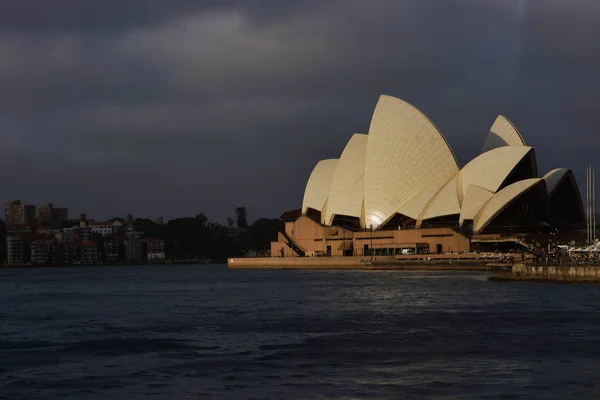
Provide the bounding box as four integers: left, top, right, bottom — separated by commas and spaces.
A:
2, 265, 600, 399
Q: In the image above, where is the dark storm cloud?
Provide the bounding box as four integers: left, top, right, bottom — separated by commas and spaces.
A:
0, 0, 325, 33
0, 0, 599, 222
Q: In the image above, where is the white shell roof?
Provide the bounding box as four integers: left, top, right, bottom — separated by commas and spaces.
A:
459, 185, 494, 225
482, 115, 526, 154
473, 178, 544, 233
301, 159, 339, 214
457, 146, 533, 205
398, 181, 451, 224
418, 174, 460, 222
363, 95, 459, 228
296, 96, 581, 234
323, 134, 368, 225
543, 168, 570, 196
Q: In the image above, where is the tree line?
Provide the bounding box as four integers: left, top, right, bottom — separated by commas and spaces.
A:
131, 207, 282, 259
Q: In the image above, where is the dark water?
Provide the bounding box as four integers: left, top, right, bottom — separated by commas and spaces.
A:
2, 266, 600, 399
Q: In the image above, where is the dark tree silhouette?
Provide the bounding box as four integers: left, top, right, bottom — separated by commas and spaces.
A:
59, 219, 79, 229
247, 218, 284, 254
235, 207, 248, 229
0, 219, 5, 264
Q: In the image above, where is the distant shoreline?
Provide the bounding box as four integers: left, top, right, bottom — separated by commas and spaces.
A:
0, 260, 227, 269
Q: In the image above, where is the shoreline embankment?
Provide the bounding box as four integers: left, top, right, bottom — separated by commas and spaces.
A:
0, 259, 227, 270
491, 263, 600, 283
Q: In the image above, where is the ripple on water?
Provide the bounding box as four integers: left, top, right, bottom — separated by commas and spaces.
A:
2, 266, 600, 399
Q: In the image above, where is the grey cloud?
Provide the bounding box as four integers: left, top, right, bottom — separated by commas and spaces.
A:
0, 0, 219, 33
0, 0, 325, 33
0, 0, 599, 222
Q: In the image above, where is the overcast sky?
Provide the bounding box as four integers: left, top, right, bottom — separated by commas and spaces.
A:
1, 0, 599, 223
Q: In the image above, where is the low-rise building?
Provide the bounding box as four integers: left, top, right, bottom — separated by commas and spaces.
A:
90, 222, 115, 237
112, 220, 125, 232
124, 232, 144, 261
63, 227, 96, 250
104, 239, 121, 263
49, 242, 71, 265
31, 238, 54, 265
61, 229, 74, 247
145, 238, 165, 260
80, 240, 98, 265
124, 239, 144, 261
6, 236, 25, 265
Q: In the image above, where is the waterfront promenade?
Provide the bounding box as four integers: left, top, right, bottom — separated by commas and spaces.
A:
229, 254, 600, 283
228, 253, 518, 271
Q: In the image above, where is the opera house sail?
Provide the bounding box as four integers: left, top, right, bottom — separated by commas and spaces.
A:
362, 95, 459, 230
274, 95, 585, 258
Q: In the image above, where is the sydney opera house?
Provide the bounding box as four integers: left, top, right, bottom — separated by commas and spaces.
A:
272, 95, 585, 257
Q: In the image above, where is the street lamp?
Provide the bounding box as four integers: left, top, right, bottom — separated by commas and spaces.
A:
343, 227, 345, 257
370, 224, 373, 261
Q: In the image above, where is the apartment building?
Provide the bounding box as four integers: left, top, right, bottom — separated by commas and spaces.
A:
145, 238, 165, 260
124, 232, 144, 261
5, 200, 36, 225
104, 239, 121, 263
31, 238, 54, 265
6, 237, 24, 265
90, 222, 115, 237
80, 241, 98, 264
37, 203, 68, 227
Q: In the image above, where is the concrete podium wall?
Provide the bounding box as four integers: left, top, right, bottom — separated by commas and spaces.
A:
508, 264, 600, 282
